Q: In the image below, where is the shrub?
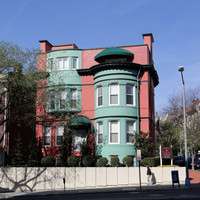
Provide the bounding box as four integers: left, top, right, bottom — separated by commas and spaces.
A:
82, 156, 95, 167
41, 156, 55, 167
123, 156, 133, 167
67, 156, 79, 167
110, 156, 119, 167
142, 157, 160, 167
27, 159, 39, 167
97, 157, 108, 167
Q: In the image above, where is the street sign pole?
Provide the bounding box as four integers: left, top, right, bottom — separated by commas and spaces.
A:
137, 149, 142, 190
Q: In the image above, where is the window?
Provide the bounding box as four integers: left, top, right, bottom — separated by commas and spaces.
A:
59, 89, 66, 110
72, 130, 86, 152
56, 125, 64, 146
97, 86, 103, 107
57, 58, 68, 70
70, 89, 77, 109
97, 122, 103, 144
109, 84, 119, 105
72, 57, 78, 70
43, 126, 51, 146
126, 121, 135, 143
49, 59, 54, 72
109, 121, 119, 144
48, 90, 55, 110
126, 84, 135, 105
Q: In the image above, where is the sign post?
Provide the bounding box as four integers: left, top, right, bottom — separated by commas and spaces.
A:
137, 149, 142, 190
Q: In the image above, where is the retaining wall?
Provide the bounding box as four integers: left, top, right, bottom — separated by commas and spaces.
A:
0, 167, 186, 192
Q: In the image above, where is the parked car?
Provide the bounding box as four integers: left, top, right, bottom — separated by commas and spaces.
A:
189, 154, 200, 169
173, 156, 185, 166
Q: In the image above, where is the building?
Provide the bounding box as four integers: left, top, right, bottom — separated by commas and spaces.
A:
36, 33, 159, 165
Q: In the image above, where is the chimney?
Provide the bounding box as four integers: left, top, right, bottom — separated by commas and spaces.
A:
143, 33, 154, 64
39, 40, 52, 52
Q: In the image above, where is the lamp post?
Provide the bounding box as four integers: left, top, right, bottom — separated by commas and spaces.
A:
178, 66, 190, 186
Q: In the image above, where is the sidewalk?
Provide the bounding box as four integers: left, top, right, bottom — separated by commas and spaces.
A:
0, 170, 199, 199
0, 182, 190, 199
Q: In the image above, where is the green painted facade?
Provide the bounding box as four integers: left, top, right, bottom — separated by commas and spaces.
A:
94, 68, 140, 165
46, 50, 82, 113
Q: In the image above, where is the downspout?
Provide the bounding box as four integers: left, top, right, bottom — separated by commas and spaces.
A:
136, 66, 141, 134
135, 66, 141, 167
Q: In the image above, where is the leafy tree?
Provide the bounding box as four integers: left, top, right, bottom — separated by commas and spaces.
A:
81, 131, 93, 158
59, 126, 72, 166
27, 135, 43, 166
133, 131, 154, 158
11, 137, 26, 167
156, 120, 180, 155
0, 41, 48, 163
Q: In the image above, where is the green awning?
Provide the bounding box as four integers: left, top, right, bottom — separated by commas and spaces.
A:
67, 115, 93, 130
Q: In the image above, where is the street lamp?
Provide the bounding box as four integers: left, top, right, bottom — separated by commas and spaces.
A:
178, 66, 190, 186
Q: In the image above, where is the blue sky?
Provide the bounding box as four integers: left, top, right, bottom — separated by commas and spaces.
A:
0, 0, 200, 113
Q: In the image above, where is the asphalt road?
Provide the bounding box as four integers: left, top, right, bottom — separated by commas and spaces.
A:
4, 188, 200, 200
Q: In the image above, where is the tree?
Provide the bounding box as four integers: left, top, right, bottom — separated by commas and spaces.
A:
0, 41, 48, 163
162, 86, 200, 170
11, 137, 26, 167
156, 120, 181, 156
27, 134, 43, 166
133, 131, 154, 158
80, 131, 93, 158
59, 126, 72, 166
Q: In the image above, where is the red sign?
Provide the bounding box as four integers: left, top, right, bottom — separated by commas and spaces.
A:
162, 147, 172, 159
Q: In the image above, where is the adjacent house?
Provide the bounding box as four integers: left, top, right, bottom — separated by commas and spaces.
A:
36, 33, 159, 165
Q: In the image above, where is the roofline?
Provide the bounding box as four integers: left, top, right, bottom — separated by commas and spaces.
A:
38, 44, 149, 54
77, 63, 159, 87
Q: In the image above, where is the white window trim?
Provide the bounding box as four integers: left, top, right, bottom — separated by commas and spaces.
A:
48, 90, 55, 111
71, 57, 78, 70
48, 59, 54, 72
109, 120, 120, 144
109, 84, 119, 106
70, 88, 77, 109
59, 89, 66, 110
97, 121, 103, 144
43, 126, 51, 146
55, 125, 64, 146
126, 121, 136, 144
57, 57, 69, 70
126, 84, 135, 106
97, 86, 103, 107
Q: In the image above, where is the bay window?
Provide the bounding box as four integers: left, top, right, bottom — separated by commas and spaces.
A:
97, 86, 103, 107
109, 121, 119, 144
57, 57, 68, 70
97, 122, 103, 144
59, 89, 66, 110
72, 57, 78, 70
126, 121, 135, 143
109, 84, 119, 105
70, 88, 77, 109
126, 84, 135, 105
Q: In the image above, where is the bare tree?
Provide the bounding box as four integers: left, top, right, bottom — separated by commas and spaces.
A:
161, 86, 200, 169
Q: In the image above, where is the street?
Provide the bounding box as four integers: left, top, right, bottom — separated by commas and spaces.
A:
3, 188, 200, 200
